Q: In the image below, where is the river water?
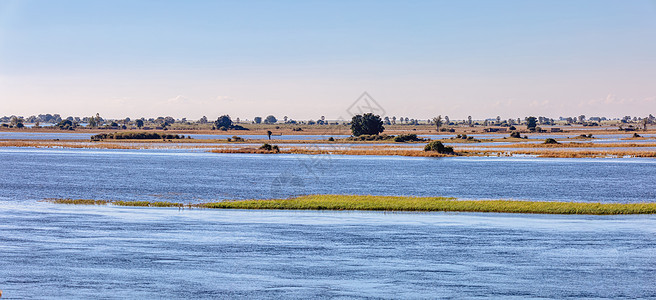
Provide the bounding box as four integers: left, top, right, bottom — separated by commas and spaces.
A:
1, 147, 655, 299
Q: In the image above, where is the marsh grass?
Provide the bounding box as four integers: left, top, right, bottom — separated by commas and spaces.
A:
46, 195, 656, 215
45, 198, 187, 208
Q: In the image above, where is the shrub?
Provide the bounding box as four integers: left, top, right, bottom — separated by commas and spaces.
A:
510, 131, 521, 138
633, 133, 641, 138
544, 138, 559, 144
393, 134, 425, 142
424, 141, 454, 154
259, 143, 280, 153
328, 137, 335, 141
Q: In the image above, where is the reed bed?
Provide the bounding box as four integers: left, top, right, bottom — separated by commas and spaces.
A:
507, 149, 656, 158
209, 147, 454, 157
46, 195, 656, 215
44, 198, 187, 207
490, 142, 656, 149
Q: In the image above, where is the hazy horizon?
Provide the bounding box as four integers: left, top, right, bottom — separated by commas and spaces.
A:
1, 0, 655, 120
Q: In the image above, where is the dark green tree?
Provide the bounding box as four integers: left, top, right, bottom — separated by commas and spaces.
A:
350, 113, 385, 136
214, 115, 233, 130
254, 117, 262, 124
526, 116, 537, 131
135, 119, 144, 128
264, 115, 277, 124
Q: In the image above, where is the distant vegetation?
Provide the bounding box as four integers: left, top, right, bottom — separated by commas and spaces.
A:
91, 132, 186, 140
544, 138, 559, 144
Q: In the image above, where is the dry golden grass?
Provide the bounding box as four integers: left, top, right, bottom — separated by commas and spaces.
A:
209, 147, 455, 157
491, 142, 656, 149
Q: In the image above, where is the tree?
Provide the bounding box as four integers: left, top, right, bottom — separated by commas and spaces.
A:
526, 116, 537, 131
136, 119, 144, 128
264, 115, 277, 124
283, 116, 288, 123
87, 116, 97, 128
496, 116, 501, 125
267, 130, 272, 140
432, 115, 443, 131
254, 116, 262, 124
444, 116, 450, 125
392, 116, 396, 124
350, 113, 384, 136
214, 115, 233, 130
199, 116, 208, 124
468, 116, 472, 127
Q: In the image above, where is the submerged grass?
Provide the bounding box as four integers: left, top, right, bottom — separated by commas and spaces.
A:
45, 198, 187, 207
46, 195, 656, 215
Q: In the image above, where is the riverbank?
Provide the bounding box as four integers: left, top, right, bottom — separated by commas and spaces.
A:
46, 195, 656, 215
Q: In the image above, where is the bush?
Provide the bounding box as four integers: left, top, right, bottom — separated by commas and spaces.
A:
259, 143, 280, 153
510, 131, 521, 138
424, 141, 454, 154
544, 138, 559, 144
393, 134, 425, 142
328, 137, 335, 141
231, 136, 244, 142
633, 133, 641, 138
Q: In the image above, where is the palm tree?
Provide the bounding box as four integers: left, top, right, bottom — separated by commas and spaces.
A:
432, 115, 442, 131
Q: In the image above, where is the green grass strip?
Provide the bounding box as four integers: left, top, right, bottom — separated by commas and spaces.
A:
45, 195, 656, 215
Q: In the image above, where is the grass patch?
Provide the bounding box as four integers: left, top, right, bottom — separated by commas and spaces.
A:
45, 198, 187, 207
46, 195, 656, 215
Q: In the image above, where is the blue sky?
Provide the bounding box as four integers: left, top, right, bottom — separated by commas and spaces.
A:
1, 0, 655, 120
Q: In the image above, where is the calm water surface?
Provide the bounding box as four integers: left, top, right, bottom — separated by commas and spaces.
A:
1, 202, 655, 299
1, 147, 655, 299
1, 147, 655, 203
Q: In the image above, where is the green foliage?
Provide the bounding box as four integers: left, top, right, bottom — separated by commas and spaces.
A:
424, 141, 454, 154
526, 116, 537, 130
56, 119, 76, 130
259, 143, 280, 152
214, 115, 233, 129
264, 115, 277, 124
351, 113, 385, 136
135, 119, 144, 128
510, 131, 521, 138
544, 138, 559, 144
393, 134, 426, 142
254, 117, 262, 124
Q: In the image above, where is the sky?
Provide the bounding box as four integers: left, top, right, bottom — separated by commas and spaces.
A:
0, 0, 655, 120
